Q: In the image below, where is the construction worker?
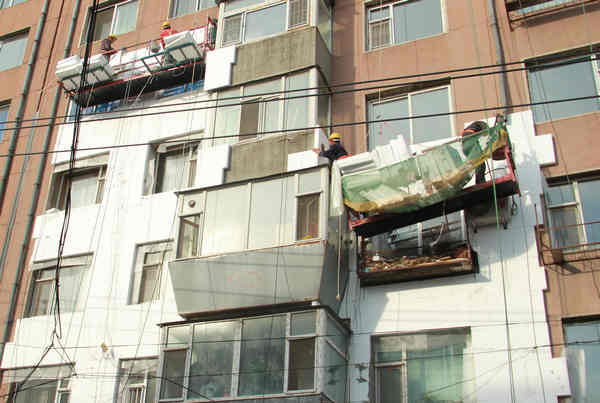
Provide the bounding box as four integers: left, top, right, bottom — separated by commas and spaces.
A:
460, 120, 489, 184
313, 132, 348, 163
160, 21, 178, 49
101, 34, 117, 61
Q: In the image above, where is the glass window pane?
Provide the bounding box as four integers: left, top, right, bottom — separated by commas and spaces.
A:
215, 88, 241, 144
70, 171, 99, 208
93, 8, 113, 41
369, 6, 389, 21
368, 98, 410, 150
528, 57, 600, 123
289, 0, 308, 28
59, 266, 85, 313
139, 266, 159, 303
285, 72, 310, 130
565, 320, 600, 403
326, 316, 348, 354
317, 0, 332, 52
159, 349, 187, 399
297, 193, 319, 240
550, 206, 583, 248
222, 14, 242, 45
178, 215, 201, 258
393, 0, 443, 45
167, 326, 189, 347
225, 0, 263, 12
0, 34, 27, 71
189, 321, 236, 399
240, 100, 260, 138
14, 380, 59, 403
157, 149, 188, 193
29, 277, 52, 316
114, 0, 138, 35
171, 0, 195, 17
239, 315, 285, 395
578, 180, 600, 245
546, 184, 576, 206
288, 338, 315, 391
377, 366, 403, 403
411, 87, 452, 143
299, 171, 321, 194
248, 179, 284, 249
202, 185, 248, 255
291, 311, 316, 335
0, 105, 8, 141
244, 3, 286, 42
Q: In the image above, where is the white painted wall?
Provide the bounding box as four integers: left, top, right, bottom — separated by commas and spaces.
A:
2, 89, 215, 402
339, 111, 570, 403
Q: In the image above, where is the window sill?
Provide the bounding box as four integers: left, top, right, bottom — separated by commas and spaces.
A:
364, 31, 447, 54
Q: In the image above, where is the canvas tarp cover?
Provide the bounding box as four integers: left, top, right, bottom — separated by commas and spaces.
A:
342, 124, 508, 213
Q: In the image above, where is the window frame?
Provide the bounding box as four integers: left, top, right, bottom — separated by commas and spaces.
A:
366, 84, 454, 148
5, 365, 72, 403
0, 31, 28, 72
80, 0, 139, 45
526, 52, 600, 124
157, 310, 328, 402
0, 103, 9, 142
365, 0, 446, 51
145, 136, 201, 195
0, 0, 28, 9
545, 179, 600, 249
48, 165, 107, 211
220, 0, 310, 47
169, 0, 214, 18
25, 255, 92, 318
371, 327, 472, 403
116, 357, 158, 403
175, 168, 326, 258
130, 241, 173, 305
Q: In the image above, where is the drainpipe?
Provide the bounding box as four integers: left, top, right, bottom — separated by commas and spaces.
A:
0, 0, 83, 366
488, 0, 511, 115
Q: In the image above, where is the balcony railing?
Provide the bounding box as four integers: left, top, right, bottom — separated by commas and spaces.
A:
505, 0, 599, 22
535, 221, 600, 265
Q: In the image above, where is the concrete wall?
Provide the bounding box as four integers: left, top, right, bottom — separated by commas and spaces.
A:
339, 111, 570, 402
231, 27, 332, 87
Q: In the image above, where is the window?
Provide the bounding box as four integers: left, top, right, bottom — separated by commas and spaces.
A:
214, 71, 312, 144
0, 104, 9, 142
145, 138, 199, 195
372, 328, 474, 403
317, 0, 332, 52
0, 0, 27, 10
26, 255, 91, 317
170, 0, 213, 18
83, 0, 139, 43
158, 310, 346, 402
47, 157, 107, 210
545, 179, 600, 249
221, 0, 309, 46
510, 0, 579, 14
116, 358, 157, 403
0, 32, 28, 72
367, 86, 453, 150
5, 365, 71, 403
564, 319, 600, 403
366, 0, 443, 50
176, 168, 324, 258
528, 54, 600, 123
130, 242, 172, 304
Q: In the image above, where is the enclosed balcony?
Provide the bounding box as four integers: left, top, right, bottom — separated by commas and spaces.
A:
168, 166, 350, 318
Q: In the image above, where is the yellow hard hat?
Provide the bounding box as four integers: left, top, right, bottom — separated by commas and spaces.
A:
108, 33, 117, 40
162, 21, 171, 28
328, 132, 341, 141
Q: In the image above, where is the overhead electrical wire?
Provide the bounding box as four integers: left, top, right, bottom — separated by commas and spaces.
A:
0, 93, 597, 159
0, 51, 597, 131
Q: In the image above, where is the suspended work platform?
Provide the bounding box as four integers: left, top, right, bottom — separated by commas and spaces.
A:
340, 117, 519, 238
55, 19, 216, 107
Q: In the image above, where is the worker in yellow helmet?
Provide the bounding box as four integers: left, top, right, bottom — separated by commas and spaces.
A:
160, 21, 178, 48
313, 132, 348, 162
101, 33, 117, 61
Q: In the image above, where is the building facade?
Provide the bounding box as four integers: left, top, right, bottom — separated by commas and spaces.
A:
1, 0, 600, 402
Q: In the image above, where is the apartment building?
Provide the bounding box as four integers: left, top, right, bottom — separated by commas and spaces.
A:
1, 0, 600, 402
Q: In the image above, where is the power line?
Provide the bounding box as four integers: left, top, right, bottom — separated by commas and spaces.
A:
0, 51, 596, 132
0, 93, 597, 159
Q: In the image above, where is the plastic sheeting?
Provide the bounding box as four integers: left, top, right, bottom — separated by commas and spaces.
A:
342, 123, 508, 213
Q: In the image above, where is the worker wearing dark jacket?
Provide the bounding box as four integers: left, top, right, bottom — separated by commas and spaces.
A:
313, 132, 348, 162
101, 34, 117, 61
